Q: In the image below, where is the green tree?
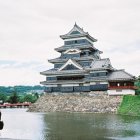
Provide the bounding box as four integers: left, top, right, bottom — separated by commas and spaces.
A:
19, 95, 25, 103
0, 93, 7, 104
24, 94, 37, 103
137, 75, 140, 81
8, 90, 19, 104
33, 92, 39, 99
135, 75, 140, 95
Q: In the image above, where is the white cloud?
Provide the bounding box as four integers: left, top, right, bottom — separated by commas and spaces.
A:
0, 0, 140, 86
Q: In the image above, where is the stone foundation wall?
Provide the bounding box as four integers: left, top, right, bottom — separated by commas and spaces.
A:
28, 91, 122, 113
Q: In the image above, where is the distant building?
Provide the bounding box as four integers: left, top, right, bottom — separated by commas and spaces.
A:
40, 23, 135, 95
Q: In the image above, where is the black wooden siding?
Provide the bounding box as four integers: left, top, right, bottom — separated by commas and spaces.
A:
45, 84, 108, 93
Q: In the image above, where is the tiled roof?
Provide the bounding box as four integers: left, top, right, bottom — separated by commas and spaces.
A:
46, 68, 58, 71
48, 56, 95, 63
108, 70, 135, 81
58, 59, 83, 71
55, 44, 97, 52
40, 68, 58, 73
90, 58, 113, 70
60, 23, 97, 42
40, 69, 87, 75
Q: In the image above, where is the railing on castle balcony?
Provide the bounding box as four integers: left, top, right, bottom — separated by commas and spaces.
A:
108, 86, 137, 90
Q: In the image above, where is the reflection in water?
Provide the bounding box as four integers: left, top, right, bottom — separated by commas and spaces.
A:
0, 109, 45, 140
43, 113, 140, 140
0, 109, 140, 140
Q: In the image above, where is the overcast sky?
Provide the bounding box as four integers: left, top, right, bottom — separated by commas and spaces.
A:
0, 0, 140, 86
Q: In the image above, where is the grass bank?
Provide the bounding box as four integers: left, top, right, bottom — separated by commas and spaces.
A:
118, 95, 140, 116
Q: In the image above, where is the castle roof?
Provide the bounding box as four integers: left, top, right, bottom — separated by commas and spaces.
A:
108, 70, 135, 81
55, 44, 93, 51
90, 58, 113, 70
55, 44, 102, 54
40, 69, 87, 76
58, 59, 83, 71
60, 23, 97, 42
48, 56, 95, 63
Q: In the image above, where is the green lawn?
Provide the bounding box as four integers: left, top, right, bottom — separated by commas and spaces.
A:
118, 95, 140, 116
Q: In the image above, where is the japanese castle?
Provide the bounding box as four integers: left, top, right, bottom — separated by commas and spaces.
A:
40, 23, 135, 95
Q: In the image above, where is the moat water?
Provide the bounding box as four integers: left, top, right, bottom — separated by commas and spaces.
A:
0, 109, 140, 140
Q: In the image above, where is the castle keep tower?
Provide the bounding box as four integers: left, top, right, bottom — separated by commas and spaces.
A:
40, 23, 135, 95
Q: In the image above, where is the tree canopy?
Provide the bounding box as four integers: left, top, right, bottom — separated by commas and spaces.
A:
135, 75, 140, 95
0, 91, 40, 104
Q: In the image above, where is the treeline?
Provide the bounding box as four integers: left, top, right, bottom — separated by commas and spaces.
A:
0, 90, 41, 104
135, 75, 140, 95
0, 85, 45, 104
0, 85, 45, 95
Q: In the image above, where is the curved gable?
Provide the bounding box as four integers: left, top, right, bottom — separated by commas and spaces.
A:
58, 59, 83, 71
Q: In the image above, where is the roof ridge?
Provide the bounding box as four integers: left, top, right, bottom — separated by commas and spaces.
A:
67, 23, 86, 35
112, 69, 135, 78
60, 24, 97, 42
71, 59, 83, 67
121, 69, 135, 78
74, 23, 84, 31
104, 58, 109, 66
58, 59, 83, 71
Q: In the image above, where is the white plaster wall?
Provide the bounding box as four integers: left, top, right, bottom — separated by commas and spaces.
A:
62, 84, 79, 87
100, 82, 108, 84
83, 83, 90, 86
47, 85, 57, 87
90, 82, 96, 85
107, 89, 135, 95
90, 82, 108, 85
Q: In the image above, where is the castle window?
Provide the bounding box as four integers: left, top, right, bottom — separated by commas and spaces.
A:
95, 82, 100, 85
79, 83, 83, 86
117, 83, 120, 86
64, 39, 91, 45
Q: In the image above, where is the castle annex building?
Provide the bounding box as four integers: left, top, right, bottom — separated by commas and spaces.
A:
40, 24, 135, 95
